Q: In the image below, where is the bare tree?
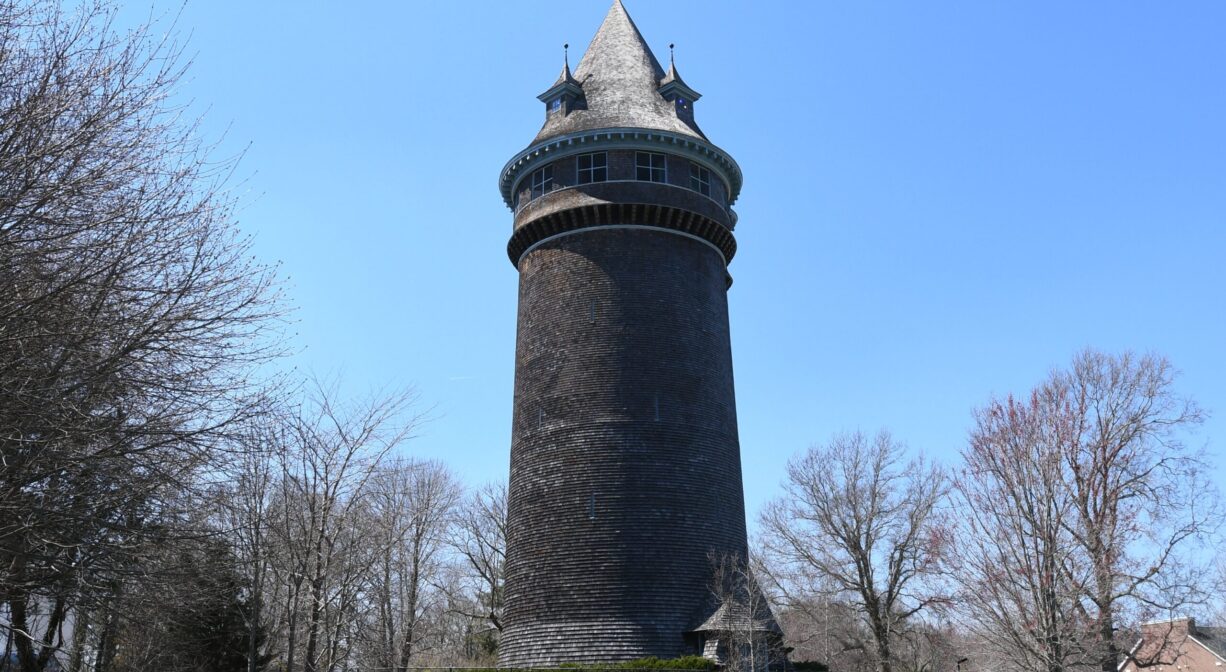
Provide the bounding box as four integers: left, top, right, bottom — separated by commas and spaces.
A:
0, 1, 283, 670
891, 619, 962, 672
952, 390, 1092, 672
365, 458, 461, 671
775, 593, 875, 672
951, 350, 1218, 672
449, 481, 507, 645
1056, 351, 1214, 672
93, 534, 271, 672
1213, 558, 1226, 626
268, 381, 419, 672
760, 430, 948, 672
224, 415, 293, 672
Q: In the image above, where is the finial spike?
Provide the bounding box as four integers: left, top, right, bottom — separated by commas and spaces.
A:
564, 43, 570, 69
669, 43, 675, 67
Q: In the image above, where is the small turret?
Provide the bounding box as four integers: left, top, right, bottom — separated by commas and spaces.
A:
537, 45, 584, 117
658, 47, 702, 125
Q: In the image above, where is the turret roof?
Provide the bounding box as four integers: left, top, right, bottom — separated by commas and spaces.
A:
658, 59, 702, 104
531, 0, 706, 144
537, 57, 583, 104
547, 59, 580, 93
658, 60, 691, 93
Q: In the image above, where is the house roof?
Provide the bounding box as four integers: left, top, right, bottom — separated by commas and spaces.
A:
531, 0, 706, 145
1120, 620, 1226, 671
1193, 627, 1226, 661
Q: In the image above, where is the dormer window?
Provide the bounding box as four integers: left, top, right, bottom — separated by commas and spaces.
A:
538, 59, 583, 119
658, 63, 701, 119
530, 165, 553, 199
636, 152, 666, 183
690, 164, 711, 197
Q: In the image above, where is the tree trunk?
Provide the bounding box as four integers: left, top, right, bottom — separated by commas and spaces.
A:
286, 579, 302, 672
92, 599, 117, 672
875, 629, 893, 672
1098, 605, 1118, 672
10, 594, 39, 672
397, 540, 423, 672
248, 585, 261, 672
68, 606, 90, 672
304, 576, 324, 672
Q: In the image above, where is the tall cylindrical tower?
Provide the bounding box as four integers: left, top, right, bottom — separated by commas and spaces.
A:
498, 2, 752, 665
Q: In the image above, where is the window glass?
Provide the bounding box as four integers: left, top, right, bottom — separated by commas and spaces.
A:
577, 152, 608, 184
550, 98, 562, 112
636, 152, 666, 183
530, 165, 553, 199
690, 163, 711, 197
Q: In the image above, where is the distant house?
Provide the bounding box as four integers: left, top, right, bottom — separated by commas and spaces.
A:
1119, 618, 1226, 672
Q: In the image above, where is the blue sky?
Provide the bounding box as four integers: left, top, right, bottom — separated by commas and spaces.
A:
119, 1, 1225, 525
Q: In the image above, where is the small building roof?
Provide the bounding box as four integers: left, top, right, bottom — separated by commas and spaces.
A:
1194, 627, 1226, 660
531, 0, 706, 144
1120, 618, 1226, 671
692, 598, 782, 635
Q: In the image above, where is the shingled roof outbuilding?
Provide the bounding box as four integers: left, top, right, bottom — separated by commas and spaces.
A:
532, 0, 706, 144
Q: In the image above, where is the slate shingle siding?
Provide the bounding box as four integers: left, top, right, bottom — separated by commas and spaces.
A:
501, 228, 749, 666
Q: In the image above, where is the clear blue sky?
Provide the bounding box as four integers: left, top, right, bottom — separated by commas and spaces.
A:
119, 1, 1225, 525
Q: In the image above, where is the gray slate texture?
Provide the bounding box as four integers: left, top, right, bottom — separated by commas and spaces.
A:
532, 0, 705, 144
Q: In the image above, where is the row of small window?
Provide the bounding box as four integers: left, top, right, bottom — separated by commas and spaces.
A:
525, 152, 713, 201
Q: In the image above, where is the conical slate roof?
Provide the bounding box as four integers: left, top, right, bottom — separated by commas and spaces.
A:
532, 0, 706, 144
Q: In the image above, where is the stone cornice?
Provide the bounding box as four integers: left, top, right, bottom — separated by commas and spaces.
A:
499, 127, 743, 210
